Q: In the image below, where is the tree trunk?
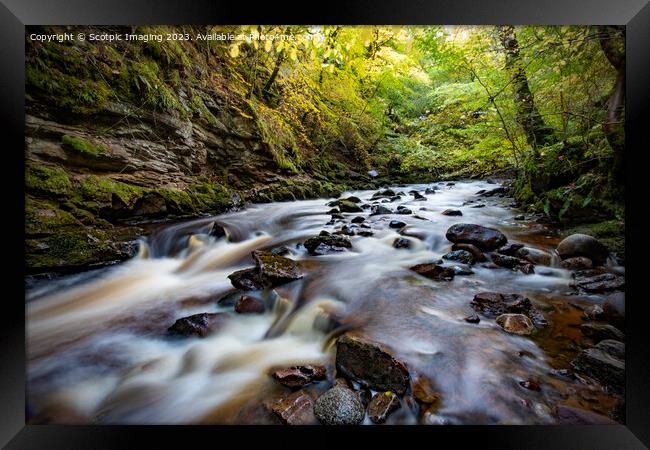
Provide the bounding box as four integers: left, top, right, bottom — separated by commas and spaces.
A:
497, 25, 554, 154
597, 25, 625, 182
262, 49, 285, 100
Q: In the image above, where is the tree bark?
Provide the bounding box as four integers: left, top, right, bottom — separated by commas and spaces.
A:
597, 25, 625, 181
497, 25, 555, 154
262, 49, 285, 100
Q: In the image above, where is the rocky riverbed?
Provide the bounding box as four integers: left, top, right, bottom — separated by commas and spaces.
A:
26, 180, 625, 425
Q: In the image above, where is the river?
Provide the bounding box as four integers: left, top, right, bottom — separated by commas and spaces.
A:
25, 180, 623, 424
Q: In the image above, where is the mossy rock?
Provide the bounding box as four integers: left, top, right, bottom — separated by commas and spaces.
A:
61, 134, 107, 157
25, 163, 72, 196
25, 198, 82, 236
563, 220, 625, 254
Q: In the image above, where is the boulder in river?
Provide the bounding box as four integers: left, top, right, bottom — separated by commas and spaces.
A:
571, 269, 625, 293
314, 385, 365, 425
396, 205, 412, 215
516, 247, 552, 266
393, 237, 412, 249
497, 243, 524, 256
167, 312, 228, 338
571, 339, 624, 393
491, 253, 535, 274
228, 268, 265, 291
235, 294, 266, 314
446, 223, 507, 251
337, 200, 363, 213
452, 243, 486, 262
441, 209, 462, 216
371, 189, 396, 200
409, 263, 455, 281
336, 335, 410, 394
561, 256, 593, 270
209, 222, 227, 239
304, 234, 352, 255
496, 313, 534, 335
425, 187, 436, 194
579, 323, 625, 342
252, 250, 302, 285
471, 292, 546, 326
367, 391, 401, 424
271, 365, 327, 388
351, 216, 365, 224
389, 220, 406, 229
464, 313, 480, 324
557, 234, 609, 266
271, 390, 318, 425
370, 205, 393, 216
443, 249, 475, 265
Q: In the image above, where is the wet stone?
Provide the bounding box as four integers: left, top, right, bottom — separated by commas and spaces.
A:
446, 223, 507, 251
441, 209, 462, 216
496, 314, 534, 335
370, 205, 393, 216
313, 385, 365, 425
167, 312, 227, 338
389, 220, 407, 229
570, 340, 625, 393
304, 234, 352, 255
271, 365, 327, 388
561, 256, 593, 271
336, 335, 410, 394
393, 237, 412, 249
234, 295, 265, 314
443, 249, 475, 265
368, 391, 401, 424
351, 216, 365, 224
571, 270, 625, 293
452, 243, 486, 262
464, 313, 480, 324
252, 250, 302, 285
409, 263, 455, 281
579, 323, 625, 342
228, 268, 265, 291
271, 390, 318, 425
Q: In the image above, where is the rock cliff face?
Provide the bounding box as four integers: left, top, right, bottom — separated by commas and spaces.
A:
24, 26, 375, 273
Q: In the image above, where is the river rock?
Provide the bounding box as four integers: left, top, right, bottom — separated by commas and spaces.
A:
491, 253, 535, 274
480, 187, 508, 197
571, 269, 624, 293
515, 247, 552, 266
443, 249, 475, 265
446, 223, 507, 251
389, 220, 406, 228
393, 237, 412, 249
412, 192, 426, 200
557, 234, 609, 266
371, 189, 396, 199
561, 256, 593, 270
582, 304, 605, 321
357, 230, 374, 237
304, 234, 352, 255
370, 205, 393, 216
396, 205, 412, 215
314, 385, 365, 425
452, 264, 474, 276
441, 209, 462, 216
571, 340, 624, 393
235, 295, 266, 314
336, 335, 410, 394
209, 222, 226, 239
228, 268, 265, 291
327, 208, 340, 214
471, 292, 545, 326
351, 216, 365, 223
252, 250, 302, 285
271, 390, 318, 425
452, 243, 486, 262
580, 323, 625, 342
425, 187, 436, 194
409, 263, 455, 281
602, 292, 625, 329
271, 365, 327, 388
498, 243, 524, 256
271, 245, 292, 256
167, 312, 227, 338
496, 314, 534, 335
337, 200, 363, 213
368, 391, 401, 424
464, 313, 480, 324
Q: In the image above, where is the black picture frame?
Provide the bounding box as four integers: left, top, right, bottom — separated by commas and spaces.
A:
1, 0, 648, 447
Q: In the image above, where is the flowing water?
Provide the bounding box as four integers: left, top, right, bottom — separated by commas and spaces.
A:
25, 180, 622, 424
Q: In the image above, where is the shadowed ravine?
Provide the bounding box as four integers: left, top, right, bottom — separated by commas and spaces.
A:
26, 180, 624, 425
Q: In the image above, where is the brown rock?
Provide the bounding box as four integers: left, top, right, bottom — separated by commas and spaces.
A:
561, 256, 593, 270
411, 377, 440, 404
579, 323, 625, 342
271, 390, 318, 425
235, 295, 265, 314
167, 312, 227, 338
228, 268, 265, 291
367, 391, 401, 424
446, 223, 507, 251
252, 250, 302, 285
271, 365, 327, 388
336, 335, 410, 394
452, 243, 486, 262
496, 314, 534, 335
441, 209, 462, 216
463, 313, 480, 324
409, 263, 455, 281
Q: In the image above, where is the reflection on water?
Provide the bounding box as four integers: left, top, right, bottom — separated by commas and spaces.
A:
26, 181, 621, 424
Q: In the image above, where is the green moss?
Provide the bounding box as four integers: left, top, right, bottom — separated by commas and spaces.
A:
563, 220, 625, 254
130, 60, 183, 114
25, 229, 116, 269
77, 175, 144, 209
25, 198, 81, 236
25, 163, 72, 196
61, 134, 107, 157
